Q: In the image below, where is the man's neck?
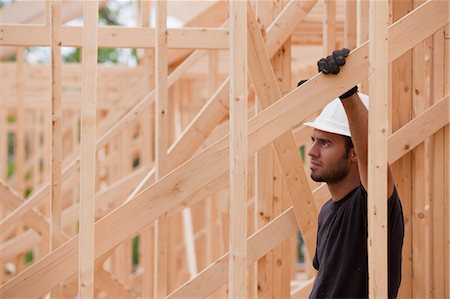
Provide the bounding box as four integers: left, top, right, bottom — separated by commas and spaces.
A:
327, 176, 361, 202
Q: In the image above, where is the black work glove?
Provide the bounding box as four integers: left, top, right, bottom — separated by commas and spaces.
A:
317, 48, 350, 74
317, 48, 358, 99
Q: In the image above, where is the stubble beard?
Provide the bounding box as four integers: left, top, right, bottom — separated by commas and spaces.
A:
310, 156, 350, 184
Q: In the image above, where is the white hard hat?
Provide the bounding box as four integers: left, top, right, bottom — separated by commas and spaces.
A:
303, 92, 369, 137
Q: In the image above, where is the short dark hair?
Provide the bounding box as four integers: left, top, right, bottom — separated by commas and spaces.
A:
343, 136, 354, 156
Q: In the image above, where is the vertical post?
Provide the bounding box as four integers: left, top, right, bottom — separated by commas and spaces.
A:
357, 0, 370, 93
206, 50, 219, 265
138, 0, 155, 296
50, 1, 63, 297
411, 1, 431, 295
368, 0, 388, 298
431, 26, 445, 299
15, 47, 25, 197
154, 0, 169, 297
444, 24, 450, 299
323, 0, 336, 55
390, 2, 413, 298
14, 46, 25, 275
254, 2, 276, 297
345, 0, 357, 49
79, 1, 99, 297
228, 0, 247, 298
50, 0, 63, 251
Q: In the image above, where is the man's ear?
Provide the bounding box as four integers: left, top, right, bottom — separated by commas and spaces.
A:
350, 148, 358, 162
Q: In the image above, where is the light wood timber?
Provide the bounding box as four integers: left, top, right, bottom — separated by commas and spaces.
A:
50, 0, 63, 251
390, 1, 414, 296
78, 1, 99, 297
154, 1, 170, 297
323, 0, 336, 55
228, 0, 248, 297
0, 25, 228, 49
368, 0, 389, 297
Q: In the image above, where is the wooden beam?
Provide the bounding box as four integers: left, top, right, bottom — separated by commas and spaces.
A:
323, 0, 336, 54
368, 0, 389, 297
0, 25, 228, 49
344, 0, 357, 49
78, 1, 99, 297
431, 26, 446, 299
390, 1, 414, 296
50, 0, 63, 251
228, 1, 248, 297
15, 47, 25, 196
0, 2, 447, 296
254, 0, 276, 296
154, 1, 169, 297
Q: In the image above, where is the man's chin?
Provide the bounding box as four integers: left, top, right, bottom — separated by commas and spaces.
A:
310, 174, 325, 183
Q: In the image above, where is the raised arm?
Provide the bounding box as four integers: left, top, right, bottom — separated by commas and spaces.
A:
317, 49, 395, 198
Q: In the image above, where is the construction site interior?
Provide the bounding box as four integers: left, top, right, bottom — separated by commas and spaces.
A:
0, 0, 449, 298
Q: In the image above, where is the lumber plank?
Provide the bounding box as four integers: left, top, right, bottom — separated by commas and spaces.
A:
228, 1, 248, 297
0, 25, 228, 49
430, 27, 446, 299
1, 2, 447, 296
50, 0, 63, 251
368, 1, 389, 297
323, 0, 336, 54
154, 1, 169, 297
390, 2, 414, 296
15, 47, 25, 196
254, 1, 277, 296
344, 0, 357, 49
78, 1, 99, 296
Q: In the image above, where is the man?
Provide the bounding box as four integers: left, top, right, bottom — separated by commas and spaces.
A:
303, 49, 404, 299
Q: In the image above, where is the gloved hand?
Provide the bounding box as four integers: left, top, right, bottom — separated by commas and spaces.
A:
317, 48, 358, 99
317, 48, 350, 74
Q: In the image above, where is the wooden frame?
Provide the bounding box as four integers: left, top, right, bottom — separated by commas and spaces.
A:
0, 1, 448, 298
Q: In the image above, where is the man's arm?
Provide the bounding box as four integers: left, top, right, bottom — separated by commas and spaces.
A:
316, 48, 395, 198
340, 94, 394, 198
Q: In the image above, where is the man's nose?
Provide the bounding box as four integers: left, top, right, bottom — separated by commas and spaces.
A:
308, 144, 318, 157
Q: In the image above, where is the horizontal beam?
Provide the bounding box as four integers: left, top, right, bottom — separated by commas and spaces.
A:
0, 25, 228, 49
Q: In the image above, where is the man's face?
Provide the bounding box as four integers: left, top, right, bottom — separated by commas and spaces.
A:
307, 129, 352, 184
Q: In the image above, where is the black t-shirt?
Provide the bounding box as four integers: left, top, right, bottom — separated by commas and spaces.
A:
309, 185, 404, 299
